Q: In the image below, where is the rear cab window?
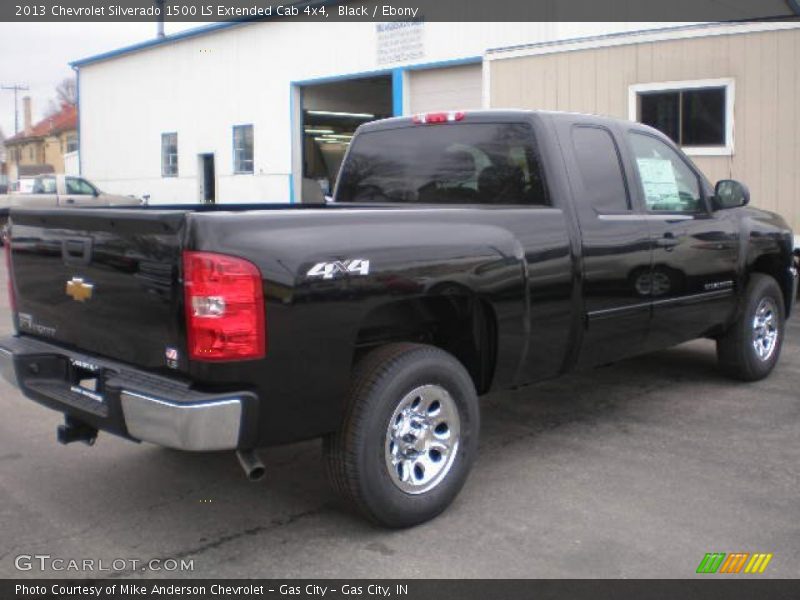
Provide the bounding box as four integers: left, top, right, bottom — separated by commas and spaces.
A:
336, 122, 549, 206
570, 125, 630, 213
32, 176, 56, 194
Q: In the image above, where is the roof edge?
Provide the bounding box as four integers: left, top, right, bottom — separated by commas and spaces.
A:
70, 21, 246, 69
486, 19, 800, 60
70, 0, 339, 69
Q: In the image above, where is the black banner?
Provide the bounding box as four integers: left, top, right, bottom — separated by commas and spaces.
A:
2, 0, 800, 22
4, 580, 800, 600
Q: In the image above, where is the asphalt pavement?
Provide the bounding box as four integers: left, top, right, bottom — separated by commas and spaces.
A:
0, 261, 798, 579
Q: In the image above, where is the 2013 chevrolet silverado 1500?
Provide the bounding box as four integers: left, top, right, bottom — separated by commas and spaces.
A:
1, 111, 796, 527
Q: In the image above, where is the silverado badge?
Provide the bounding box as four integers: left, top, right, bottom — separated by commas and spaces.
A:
65, 277, 94, 302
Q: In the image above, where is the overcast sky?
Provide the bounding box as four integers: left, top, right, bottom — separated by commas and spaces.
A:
0, 22, 207, 138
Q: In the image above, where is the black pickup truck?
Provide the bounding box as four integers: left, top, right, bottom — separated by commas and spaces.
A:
1, 111, 796, 527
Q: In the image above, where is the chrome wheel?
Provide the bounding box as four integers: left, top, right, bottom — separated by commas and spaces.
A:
385, 384, 460, 495
752, 297, 779, 361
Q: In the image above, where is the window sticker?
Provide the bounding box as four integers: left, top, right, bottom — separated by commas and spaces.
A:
636, 158, 681, 209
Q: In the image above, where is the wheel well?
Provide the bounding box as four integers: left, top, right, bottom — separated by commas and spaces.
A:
354, 295, 497, 394
751, 253, 792, 310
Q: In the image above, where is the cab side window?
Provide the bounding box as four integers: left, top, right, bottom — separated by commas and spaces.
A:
66, 177, 96, 195
628, 132, 704, 213
571, 126, 630, 213
32, 176, 56, 194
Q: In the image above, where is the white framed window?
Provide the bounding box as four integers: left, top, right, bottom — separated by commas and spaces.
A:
628, 78, 734, 156
161, 132, 178, 177
233, 124, 254, 174
65, 133, 78, 154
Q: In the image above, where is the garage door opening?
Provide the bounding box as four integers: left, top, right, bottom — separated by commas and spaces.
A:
300, 75, 393, 199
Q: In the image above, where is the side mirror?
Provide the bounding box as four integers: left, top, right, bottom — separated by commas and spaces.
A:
714, 179, 750, 210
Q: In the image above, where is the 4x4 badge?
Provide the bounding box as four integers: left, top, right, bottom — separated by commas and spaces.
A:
307, 259, 370, 280
65, 277, 94, 302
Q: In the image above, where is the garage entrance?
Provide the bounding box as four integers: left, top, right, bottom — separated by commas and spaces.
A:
299, 75, 393, 200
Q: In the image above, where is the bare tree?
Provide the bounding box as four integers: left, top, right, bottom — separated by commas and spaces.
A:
44, 76, 77, 116
56, 77, 77, 106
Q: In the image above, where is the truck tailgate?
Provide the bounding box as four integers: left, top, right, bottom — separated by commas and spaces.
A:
8, 208, 187, 370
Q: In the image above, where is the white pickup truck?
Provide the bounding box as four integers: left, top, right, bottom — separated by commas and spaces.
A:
0, 174, 144, 242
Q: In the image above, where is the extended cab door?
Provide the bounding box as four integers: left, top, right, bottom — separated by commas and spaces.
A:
624, 129, 739, 349
557, 119, 653, 367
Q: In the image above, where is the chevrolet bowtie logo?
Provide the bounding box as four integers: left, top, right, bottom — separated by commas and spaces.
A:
65, 277, 94, 302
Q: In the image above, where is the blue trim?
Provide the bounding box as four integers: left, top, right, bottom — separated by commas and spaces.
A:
292, 68, 392, 87
73, 66, 81, 175
290, 56, 482, 88
70, 22, 243, 68
391, 69, 404, 117
70, 0, 342, 68
288, 86, 297, 204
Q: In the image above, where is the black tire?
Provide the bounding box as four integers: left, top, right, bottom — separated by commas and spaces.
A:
717, 273, 785, 381
324, 343, 480, 528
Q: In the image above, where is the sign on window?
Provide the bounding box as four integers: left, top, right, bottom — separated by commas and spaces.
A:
636, 158, 681, 210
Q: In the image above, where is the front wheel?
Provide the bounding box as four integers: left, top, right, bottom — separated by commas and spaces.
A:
324, 343, 480, 528
717, 273, 785, 381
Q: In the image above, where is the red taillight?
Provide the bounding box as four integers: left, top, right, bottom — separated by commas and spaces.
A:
183, 251, 265, 361
5, 241, 15, 313
412, 111, 465, 125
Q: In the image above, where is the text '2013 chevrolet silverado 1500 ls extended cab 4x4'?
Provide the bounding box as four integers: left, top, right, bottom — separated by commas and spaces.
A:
1, 111, 796, 527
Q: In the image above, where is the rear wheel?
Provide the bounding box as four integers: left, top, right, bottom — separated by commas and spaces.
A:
324, 343, 480, 528
717, 273, 785, 381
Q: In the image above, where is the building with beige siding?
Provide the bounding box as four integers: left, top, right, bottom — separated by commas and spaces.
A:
487, 22, 800, 233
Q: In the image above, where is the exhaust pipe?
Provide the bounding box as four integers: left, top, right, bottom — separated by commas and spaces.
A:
236, 449, 266, 482
57, 416, 97, 446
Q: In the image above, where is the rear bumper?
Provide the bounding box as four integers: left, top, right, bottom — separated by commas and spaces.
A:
0, 335, 257, 451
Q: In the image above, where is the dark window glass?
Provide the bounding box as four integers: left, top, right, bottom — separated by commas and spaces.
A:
571, 126, 629, 212
638, 86, 726, 147
639, 92, 679, 143
65, 177, 96, 195
336, 123, 548, 205
66, 134, 79, 154
233, 125, 254, 174
681, 88, 725, 146
161, 132, 178, 177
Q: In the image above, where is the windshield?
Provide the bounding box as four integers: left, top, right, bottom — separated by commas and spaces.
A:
336, 123, 548, 206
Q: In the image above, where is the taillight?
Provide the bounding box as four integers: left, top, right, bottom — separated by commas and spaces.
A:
412, 111, 465, 124
5, 241, 15, 313
183, 251, 266, 361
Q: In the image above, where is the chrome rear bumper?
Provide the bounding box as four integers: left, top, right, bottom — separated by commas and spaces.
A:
120, 390, 242, 451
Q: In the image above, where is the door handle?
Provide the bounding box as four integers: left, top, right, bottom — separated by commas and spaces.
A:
65, 198, 75, 204
655, 234, 679, 250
